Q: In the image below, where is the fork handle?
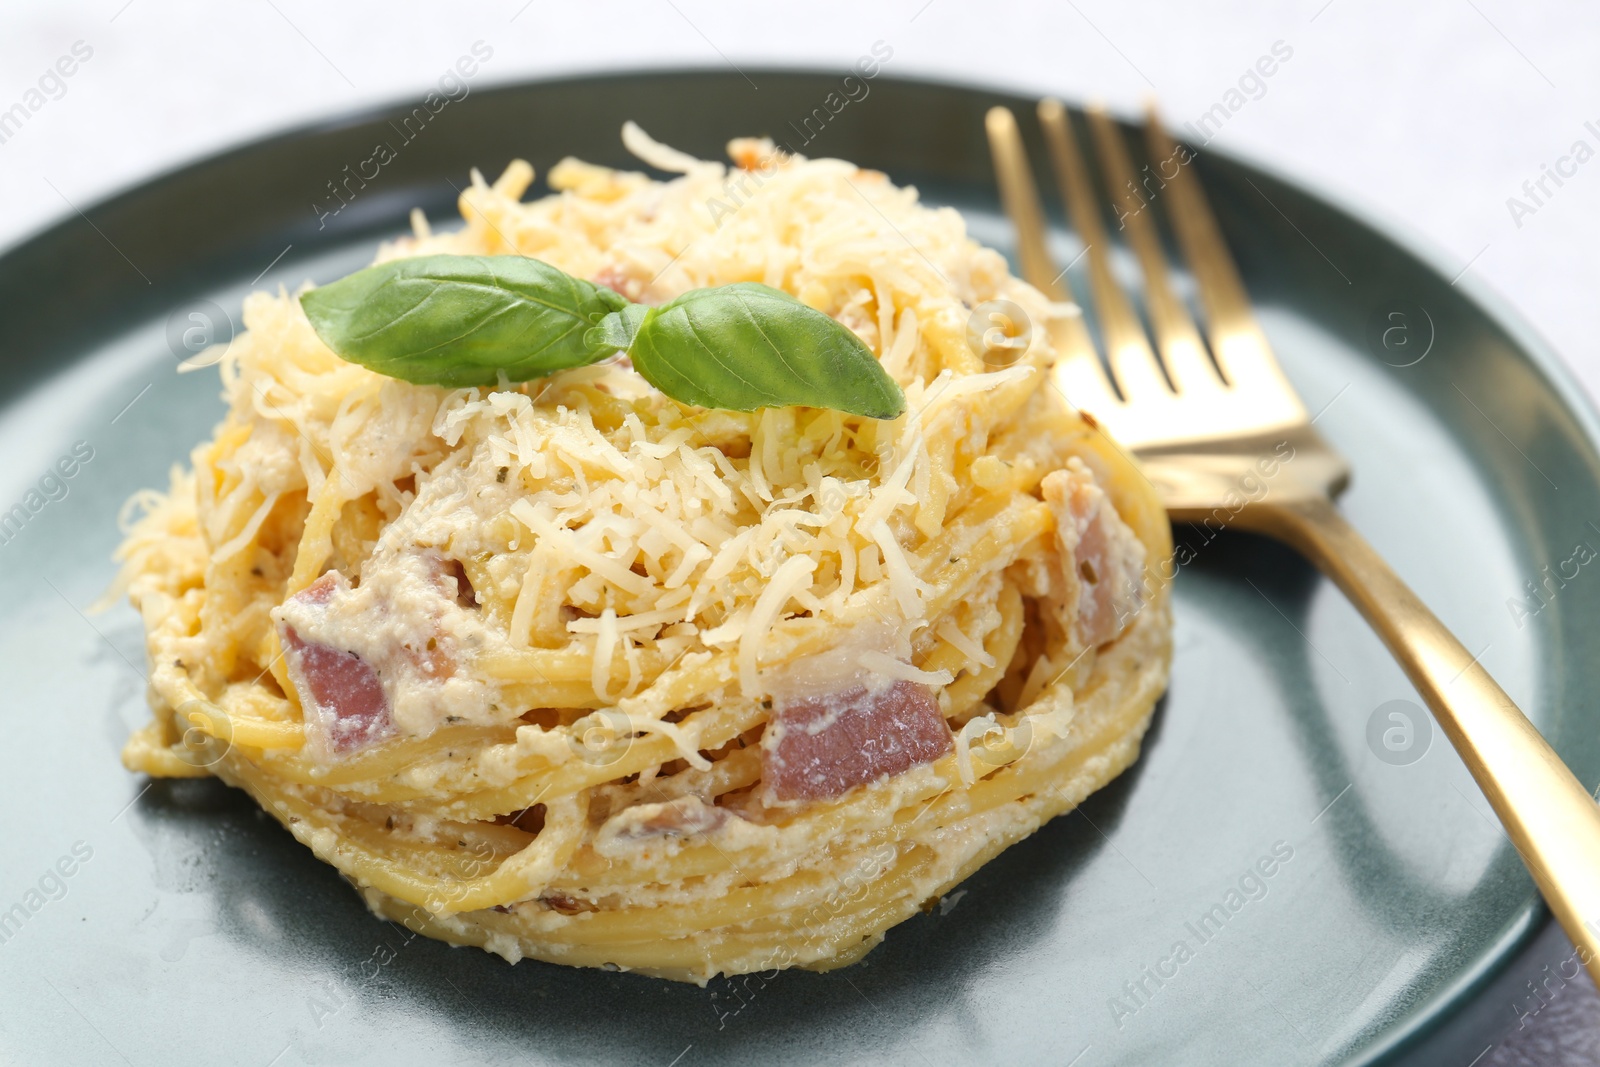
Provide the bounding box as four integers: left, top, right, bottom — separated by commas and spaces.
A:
1258, 495, 1600, 985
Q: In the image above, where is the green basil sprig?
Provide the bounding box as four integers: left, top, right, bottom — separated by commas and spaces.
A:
300, 254, 904, 419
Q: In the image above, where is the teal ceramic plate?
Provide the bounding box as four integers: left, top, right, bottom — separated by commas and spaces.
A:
2, 72, 1596, 1066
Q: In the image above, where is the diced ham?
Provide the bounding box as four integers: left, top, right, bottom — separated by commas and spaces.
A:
297, 571, 340, 606
763, 680, 952, 803
1042, 459, 1148, 650
271, 548, 498, 758
280, 623, 392, 753
277, 572, 394, 753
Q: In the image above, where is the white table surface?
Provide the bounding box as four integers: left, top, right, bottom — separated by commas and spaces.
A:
2, 1, 1597, 1062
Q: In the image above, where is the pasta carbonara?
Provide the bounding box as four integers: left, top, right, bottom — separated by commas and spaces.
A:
110, 124, 1172, 983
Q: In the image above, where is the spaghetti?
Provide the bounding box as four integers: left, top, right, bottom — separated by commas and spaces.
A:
111, 125, 1173, 983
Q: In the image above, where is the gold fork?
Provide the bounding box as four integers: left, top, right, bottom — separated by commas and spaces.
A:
986, 100, 1600, 983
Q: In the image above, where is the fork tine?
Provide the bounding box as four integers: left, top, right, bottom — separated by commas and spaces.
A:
984, 106, 1120, 417
984, 106, 1067, 302
1037, 99, 1170, 403
1084, 104, 1222, 396
1143, 105, 1303, 407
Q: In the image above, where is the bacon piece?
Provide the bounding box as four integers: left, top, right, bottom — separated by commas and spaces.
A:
278, 573, 393, 753
1042, 460, 1148, 649
763, 680, 951, 803
297, 571, 340, 606
280, 625, 391, 752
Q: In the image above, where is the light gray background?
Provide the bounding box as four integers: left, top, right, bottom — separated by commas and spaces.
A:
1, 1, 1597, 1062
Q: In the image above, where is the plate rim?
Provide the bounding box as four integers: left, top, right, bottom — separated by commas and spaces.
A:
4, 66, 1593, 1064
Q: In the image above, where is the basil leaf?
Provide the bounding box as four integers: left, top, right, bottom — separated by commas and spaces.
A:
627, 283, 905, 419
300, 256, 906, 419
300, 254, 627, 387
